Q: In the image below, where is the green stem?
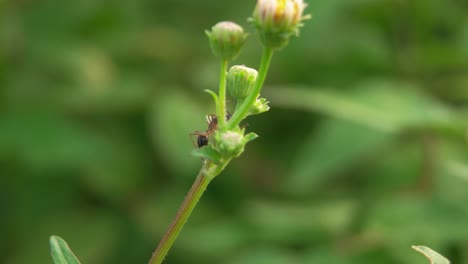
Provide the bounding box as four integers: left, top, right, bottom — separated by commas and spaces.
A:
227, 48, 274, 130
148, 163, 217, 264
147, 47, 272, 264
218, 60, 229, 130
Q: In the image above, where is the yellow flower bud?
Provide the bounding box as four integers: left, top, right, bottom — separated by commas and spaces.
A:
252, 0, 310, 49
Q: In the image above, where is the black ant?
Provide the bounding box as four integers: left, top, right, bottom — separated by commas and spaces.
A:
190, 112, 232, 148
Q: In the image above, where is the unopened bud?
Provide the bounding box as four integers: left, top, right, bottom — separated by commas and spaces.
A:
227, 65, 258, 100
206, 21, 247, 61
248, 97, 270, 115
251, 0, 310, 49
215, 131, 245, 158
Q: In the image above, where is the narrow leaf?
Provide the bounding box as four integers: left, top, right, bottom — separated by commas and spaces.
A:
50, 235, 82, 264
267, 83, 464, 134
412, 245, 450, 264
204, 89, 219, 106
192, 146, 221, 163
243, 132, 259, 143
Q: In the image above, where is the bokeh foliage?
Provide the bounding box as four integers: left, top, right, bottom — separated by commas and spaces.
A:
1, 0, 468, 263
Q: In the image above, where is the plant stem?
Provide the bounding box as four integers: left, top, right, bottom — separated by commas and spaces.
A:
148, 163, 214, 264
218, 60, 229, 130
227, 48, 274, 130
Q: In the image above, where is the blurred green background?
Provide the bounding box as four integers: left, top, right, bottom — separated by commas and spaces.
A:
1, 0, 468, 263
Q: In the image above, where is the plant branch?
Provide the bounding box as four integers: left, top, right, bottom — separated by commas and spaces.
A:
147, 163, 214, 264
218, 60, 229, 130
227, 48, 274, 130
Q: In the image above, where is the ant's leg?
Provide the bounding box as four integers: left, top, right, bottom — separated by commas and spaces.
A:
237, 123, 249, 130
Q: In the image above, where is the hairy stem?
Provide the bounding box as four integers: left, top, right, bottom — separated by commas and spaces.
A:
148, 163, 214, 264
227, 48, 273, 130
218, 60, 229, 130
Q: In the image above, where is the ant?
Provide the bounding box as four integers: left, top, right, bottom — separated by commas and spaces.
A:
190, 112, 232, 148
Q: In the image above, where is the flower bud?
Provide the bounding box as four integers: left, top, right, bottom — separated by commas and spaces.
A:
227, 65, 258, 100
214, 128, 259, 159
206, 21, 247, 61
215, 131, 245, 158
251, 0, 310, 49
248, 97, 270, 115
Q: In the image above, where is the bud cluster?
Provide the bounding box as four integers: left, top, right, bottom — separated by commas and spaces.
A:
195, 1, 309, 164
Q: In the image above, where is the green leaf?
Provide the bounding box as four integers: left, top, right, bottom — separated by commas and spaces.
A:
365, 196, 468, 247
243, 199, 356, 244
243, 132, 258, 143
286, 119, 392, 194
204, 89, 219, 106
192, 146, 221, 163
412, 245, 450, 264
49, 236, 82, 264
149, 90, 206, 177
267, 82, 464, 134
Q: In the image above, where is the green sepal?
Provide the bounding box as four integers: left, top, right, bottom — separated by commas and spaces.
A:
192, 146, 221, 163
247, 97, 270, 116
49, 236, 82, 264
243, 132, 258, 143
412, 245, 450, 264
203, 89, 219, 106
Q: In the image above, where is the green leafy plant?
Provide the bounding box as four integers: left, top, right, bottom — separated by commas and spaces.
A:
148, 1, 310, 263
49, 1, 310, 263
46, 1, 456, 264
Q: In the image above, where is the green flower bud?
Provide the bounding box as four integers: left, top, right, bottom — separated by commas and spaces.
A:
251, 0, 310, 49
248, 97, 270, 115
214, 129, 258, 159
227, 65, 258, 100
215, 130, 245, 158
206, 21, 247, 61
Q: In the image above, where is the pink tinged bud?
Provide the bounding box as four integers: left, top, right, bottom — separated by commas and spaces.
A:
215, 131, 245, 158
214, 130, 258, 159
252, 0, 309, 49
206, 21, 247, 61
